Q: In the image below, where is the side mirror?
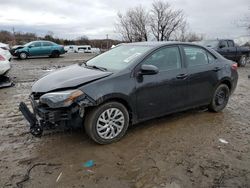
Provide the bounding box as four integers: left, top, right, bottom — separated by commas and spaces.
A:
28, 45, 34, 48
139, 64, 159, 75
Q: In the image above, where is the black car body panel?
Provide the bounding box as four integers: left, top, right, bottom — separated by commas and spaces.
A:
19, 42, 238, 137
32, 64, 113, 93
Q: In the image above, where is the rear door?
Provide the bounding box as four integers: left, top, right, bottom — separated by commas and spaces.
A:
181, 45, 220, 107
41, 41, 54, 55
135, 46, 188, 120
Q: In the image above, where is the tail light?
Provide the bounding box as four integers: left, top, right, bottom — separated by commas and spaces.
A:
231, 63, 238, 70
0, 54, 5, 61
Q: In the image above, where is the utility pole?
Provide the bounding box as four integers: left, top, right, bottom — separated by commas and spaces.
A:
12, 27, 16, 45
106, 34, 109, 49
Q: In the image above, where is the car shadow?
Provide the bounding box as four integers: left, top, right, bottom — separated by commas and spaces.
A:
40, 107, 211, 144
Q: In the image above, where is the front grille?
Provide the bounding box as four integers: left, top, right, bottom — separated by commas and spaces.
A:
37, 106, 70, 124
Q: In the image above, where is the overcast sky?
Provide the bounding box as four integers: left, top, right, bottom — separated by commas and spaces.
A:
0, 0, 249, 40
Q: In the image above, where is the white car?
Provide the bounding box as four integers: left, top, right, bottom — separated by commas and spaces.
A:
0, 47, 12, 61
78, 45, 92, 53
64, 45, 78, 53
0, 42, 10, 50
0, 48, 11, 76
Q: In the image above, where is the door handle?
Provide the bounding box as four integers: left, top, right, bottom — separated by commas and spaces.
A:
213, 67, 222, 72
176, 74, 188, 79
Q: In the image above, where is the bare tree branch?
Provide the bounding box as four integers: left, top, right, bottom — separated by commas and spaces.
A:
115, 6, 149, 42
150, 0, 185, 41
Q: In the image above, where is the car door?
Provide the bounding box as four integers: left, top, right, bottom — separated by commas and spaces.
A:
135, 46, 188, 120
226, 40, 237, 61
181, 45, 220, 107
41, 42, 53, 55
217, 40, 232, 60
28, 42, 42, 56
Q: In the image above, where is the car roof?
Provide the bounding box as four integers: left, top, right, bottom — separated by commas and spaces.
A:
31, 40, 55, 43
122, 41, 205, 48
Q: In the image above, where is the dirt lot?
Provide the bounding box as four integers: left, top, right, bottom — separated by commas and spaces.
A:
0, 53, 250, 188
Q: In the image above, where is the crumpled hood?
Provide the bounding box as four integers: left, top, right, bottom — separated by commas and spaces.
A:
32, 64, 112, 93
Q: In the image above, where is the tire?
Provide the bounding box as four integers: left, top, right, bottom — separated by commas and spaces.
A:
238, 55, 247, 67
51, 51, 60, 58
84, 102, 129, 144
19, 52, 28, 60
208, 84, 230, 112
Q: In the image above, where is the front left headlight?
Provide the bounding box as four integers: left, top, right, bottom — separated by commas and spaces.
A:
40, 89, 84, 108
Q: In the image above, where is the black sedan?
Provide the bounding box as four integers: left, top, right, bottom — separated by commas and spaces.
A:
19, 42, 238, 144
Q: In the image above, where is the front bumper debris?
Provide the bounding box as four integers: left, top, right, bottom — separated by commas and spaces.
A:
19, 102, 43, 137
19, 95, 84, 137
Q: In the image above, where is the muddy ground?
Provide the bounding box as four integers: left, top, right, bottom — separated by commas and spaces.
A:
0, 53, 250, 188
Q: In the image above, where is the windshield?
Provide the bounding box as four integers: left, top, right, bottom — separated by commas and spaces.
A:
198, 40, 219, 48
85, 45, 153, 71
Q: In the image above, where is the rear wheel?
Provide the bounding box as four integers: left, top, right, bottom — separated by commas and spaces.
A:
84, 102, 129, 144
19, 52, 27, 60
51, 51, 60, 58
208, 84, 230, 112
238, 55, 247, 67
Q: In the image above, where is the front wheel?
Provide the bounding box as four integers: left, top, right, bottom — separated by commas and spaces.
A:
19, 52, 27, 60
84, 102, 129, 144
208, 84, 230, 112
238, 55, 247, 67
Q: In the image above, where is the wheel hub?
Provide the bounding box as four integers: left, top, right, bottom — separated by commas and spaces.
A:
215, 89, 226, 105
96, 108, 125, 140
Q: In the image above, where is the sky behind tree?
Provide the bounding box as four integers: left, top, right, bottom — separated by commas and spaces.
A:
0, 0, 249, 39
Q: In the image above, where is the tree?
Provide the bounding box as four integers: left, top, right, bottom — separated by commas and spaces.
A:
76, 35, 90, 45
173, 23, 204, 42
116, 6, 149, 42
149, 0, 185, 41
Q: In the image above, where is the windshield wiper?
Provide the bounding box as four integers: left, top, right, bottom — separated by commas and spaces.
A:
83, 62, 107, 71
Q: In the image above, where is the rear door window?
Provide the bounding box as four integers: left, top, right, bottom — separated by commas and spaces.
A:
183, 46, 210, 67
207, 52, 216, 63
42, 42, 53, 46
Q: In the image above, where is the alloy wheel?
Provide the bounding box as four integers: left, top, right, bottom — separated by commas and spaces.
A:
215, 88, 228, 106
96, 108, 125, 140
20, 52, 27, 59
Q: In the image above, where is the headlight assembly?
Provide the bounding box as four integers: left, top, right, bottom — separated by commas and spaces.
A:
40, 89, 84, 108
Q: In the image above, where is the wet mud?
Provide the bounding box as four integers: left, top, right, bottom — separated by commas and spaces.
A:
0, 53, 250, 188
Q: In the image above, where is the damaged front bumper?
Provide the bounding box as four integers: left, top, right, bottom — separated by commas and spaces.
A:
19, 93, 94, 137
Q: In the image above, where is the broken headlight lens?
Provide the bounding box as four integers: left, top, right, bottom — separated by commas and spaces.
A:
40, 89, 84, 108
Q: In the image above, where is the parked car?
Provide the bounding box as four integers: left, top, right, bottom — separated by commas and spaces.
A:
0, 48, 11, 76
19, 42, 238, 144
198, 39, 250, 67
64, 45, 78, 53
10, 41, 65, 59
91, 48, 101, 54
0, 47, 12, 61
0, 42, 10, 50
78, 45, 92, 53
0, 42, 12, 61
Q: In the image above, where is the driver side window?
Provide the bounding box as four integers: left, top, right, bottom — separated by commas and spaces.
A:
33, 42, 41, 47
142, 46, 181, 71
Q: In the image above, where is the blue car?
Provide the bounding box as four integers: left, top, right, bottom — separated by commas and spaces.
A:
10, 40, 66, 59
